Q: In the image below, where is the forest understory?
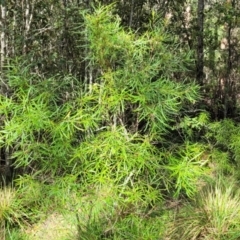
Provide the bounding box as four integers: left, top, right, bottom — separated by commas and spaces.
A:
0, 1, 240, 239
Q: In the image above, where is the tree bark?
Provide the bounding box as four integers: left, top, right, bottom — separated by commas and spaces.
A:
129, 0, 134, 28
223, 0, 236, 118
196, 0, 204, 86
0, 0, 6, 72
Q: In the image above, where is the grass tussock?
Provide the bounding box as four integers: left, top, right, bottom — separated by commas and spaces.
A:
167, 179, 240, 240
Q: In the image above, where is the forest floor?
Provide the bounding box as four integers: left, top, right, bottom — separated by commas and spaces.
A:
25, 212, 78, 240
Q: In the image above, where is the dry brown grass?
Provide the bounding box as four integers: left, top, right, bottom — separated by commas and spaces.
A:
25, 212, 78, 240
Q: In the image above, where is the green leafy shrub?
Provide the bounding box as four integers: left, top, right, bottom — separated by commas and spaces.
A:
0, 3, 199, 188
0, 4, 202, 238
173, 111, 210, 140
165, 142, 209, 198
206, 119, 237, 149
206, 119, 240, 178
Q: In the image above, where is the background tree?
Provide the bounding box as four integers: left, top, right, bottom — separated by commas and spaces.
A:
196, 0, 204, 85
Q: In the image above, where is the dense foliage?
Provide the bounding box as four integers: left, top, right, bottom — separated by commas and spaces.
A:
0, 1, 240, 239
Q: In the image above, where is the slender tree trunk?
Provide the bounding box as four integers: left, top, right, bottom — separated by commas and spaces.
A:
223, 0, 235, 118
129, 0, 134, 28
23, 0, 34, 55
196, 0, 204, 86
0, 0, 6, 72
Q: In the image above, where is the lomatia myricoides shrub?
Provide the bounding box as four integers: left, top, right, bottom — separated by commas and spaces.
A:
0, 4, 202, 205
